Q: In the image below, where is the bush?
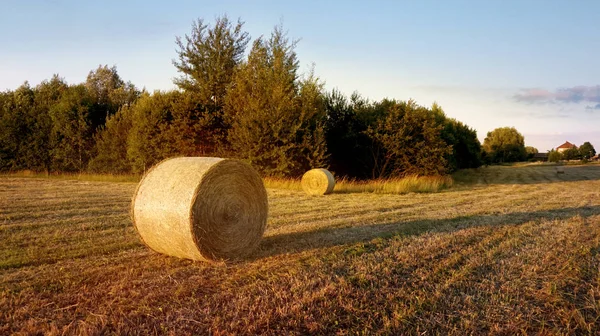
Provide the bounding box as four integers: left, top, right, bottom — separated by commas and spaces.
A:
548, 150, 562, 163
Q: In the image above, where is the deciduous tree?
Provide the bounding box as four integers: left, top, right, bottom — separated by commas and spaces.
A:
49, 85, 95, 171
548, 149, 562, 162
579, 141, 596, 159
562, 147, 581, 160
482, 127, 527, 163
85, 65, 138, 130
366, 100, 451, 178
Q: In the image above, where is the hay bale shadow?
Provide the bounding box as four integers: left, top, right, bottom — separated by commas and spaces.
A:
251, 205, 600, 260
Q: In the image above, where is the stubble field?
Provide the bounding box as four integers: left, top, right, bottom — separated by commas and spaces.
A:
2, 164, 600, 335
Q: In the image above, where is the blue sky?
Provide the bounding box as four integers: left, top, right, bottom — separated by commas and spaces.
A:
1, 0, 599, 152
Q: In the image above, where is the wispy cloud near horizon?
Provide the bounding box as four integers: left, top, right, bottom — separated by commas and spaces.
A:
586, 103, 600, 110
514, 85, 600, 105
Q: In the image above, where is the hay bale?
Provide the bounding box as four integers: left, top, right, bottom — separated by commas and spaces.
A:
131, 157, 268, 262
301, 168, 335, 195
556, 166, 565, 174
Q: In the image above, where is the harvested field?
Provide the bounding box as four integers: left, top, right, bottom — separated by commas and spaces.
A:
2, 165, 600, 334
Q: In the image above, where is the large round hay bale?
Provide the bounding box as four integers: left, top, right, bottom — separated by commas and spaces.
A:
301, 168, 335, 195
131, 157, 268, 262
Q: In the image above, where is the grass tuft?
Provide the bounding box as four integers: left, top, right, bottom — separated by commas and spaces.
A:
335, 175, 453, 194
265, 174, 453, 194
0, 170, 140, 183
263, 177, 303, 190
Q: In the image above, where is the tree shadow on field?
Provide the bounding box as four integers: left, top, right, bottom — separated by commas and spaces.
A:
456, 165, 600, 185
252, 205, 600, 259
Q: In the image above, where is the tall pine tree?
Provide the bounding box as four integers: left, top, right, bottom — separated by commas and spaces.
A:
225, 26, 327, 176
173, 15, 250, 155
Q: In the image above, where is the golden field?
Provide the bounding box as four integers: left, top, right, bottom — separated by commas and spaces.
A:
2, 164, 600, 334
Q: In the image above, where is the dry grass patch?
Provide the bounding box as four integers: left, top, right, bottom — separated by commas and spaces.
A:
265, 174, 452, 194
0, 170, 140, 183
453, 163, 600, 186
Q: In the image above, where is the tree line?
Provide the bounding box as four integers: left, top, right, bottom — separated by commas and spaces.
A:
0, 16, 485, 178
480, 127, 597, 164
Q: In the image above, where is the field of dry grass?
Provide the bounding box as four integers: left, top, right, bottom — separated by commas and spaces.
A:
2, 164, 600, 334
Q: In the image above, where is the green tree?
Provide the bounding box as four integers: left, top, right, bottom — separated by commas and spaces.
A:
123, 90, 229, 174
156, 91, 214, 157
548, 149, 562, 163
173, 16, 249, 154
0, 84, 35, 171
562, 147, 581, 160
525, 146, 538, 160
323, 90, 372, 178
482, 127, 527, 163
431, 103, 481, 171
85, 65, 139, 130
29, 75, 69, 171
0, 82, 63, 172
446, 119, 482, 170
49, 84, 95, 171
173, 15, 249, 108
525, 146, 538, 154
0, 90, 11, 170
126, 91, 176, 173
88, 107, 133, 174
225, 26, 327, 176
366, 100, 451, 178
579, 142, 596, 159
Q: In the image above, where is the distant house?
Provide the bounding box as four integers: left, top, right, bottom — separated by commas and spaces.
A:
556, 141, 576, 153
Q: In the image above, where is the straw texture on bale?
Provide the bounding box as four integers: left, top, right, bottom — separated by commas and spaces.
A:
132, 157, 268, 262
301, 168, 335, 195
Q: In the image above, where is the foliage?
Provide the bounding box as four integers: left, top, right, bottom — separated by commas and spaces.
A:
0, 17, 486, 179
579, 141, 596, 159
525, 146, 538, 154
561, 147, 581, 160
548, 149, 562, 163
225, 26, 327, 176
172, 15, 250, 155
48, 84, 95, 171
432, 103, 481, 171
0, 83, 37, 171
366, 99, 451, 178
323, 95, 481, 179
28, 76, 69, 171
0, 66, 137, 173
323, 90, 373, 178
525, 146, 538, 159
88, 107, 133, 174
482, 127, 527, 163
85, 65, 139, 130
173, 15, 249, 108
125, 91, 178, 173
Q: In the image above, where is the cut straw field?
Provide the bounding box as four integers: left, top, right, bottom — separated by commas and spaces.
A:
2, 164, 600, 334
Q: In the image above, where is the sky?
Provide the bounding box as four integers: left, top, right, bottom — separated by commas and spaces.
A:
1, 0, 599, 152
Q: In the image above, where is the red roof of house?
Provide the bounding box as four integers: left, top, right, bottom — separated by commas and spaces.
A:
557, 141, 576, 149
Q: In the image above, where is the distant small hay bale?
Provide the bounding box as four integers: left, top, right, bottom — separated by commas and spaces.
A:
131, 157, 268, 262
556, 166, 565, 174
301, 168, 335, 195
